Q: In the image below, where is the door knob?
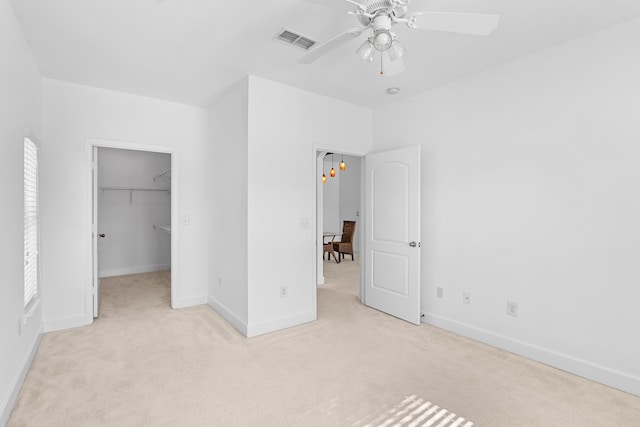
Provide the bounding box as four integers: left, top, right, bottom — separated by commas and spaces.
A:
98, 233, 106, 238
409, 241, 417, 247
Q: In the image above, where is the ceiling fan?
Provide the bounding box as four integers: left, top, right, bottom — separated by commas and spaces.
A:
298, 0, 500, 76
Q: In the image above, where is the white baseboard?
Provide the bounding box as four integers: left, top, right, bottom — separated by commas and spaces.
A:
207, 296, 248, 336
0, 332, 42, 426
246, 310, 316, 338
99, 264, 170, 278
422, 312, 640, 397
44, 314, 90, 333
172, 295, 207, 309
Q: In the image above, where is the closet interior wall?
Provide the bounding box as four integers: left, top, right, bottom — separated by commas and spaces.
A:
98, 147, 171, 278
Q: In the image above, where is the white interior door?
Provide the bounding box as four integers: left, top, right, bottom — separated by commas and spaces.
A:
365, 146, 421, 324
92, 146, 100, 317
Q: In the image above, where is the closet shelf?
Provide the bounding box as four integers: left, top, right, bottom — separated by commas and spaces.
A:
153, 224, 171, 235
100, 187, 169, 203
153, 169, 171, 182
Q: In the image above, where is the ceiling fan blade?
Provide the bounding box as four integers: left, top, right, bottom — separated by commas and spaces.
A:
410, 12, 500, 35
299, 0, 344, 9
299, 0, 361, 10
298, 27, 368, 64
381, 53, 405, 77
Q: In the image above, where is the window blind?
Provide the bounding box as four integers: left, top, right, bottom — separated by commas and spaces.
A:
24, 137, 39, 307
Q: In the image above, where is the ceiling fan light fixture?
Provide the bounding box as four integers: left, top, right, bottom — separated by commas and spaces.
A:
372, 29, 393, 51
388, 40, 405, 61
356, 40, 375, 62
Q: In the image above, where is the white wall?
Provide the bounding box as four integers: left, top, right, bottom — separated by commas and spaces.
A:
208, 78, 250, 333
209, 76, 372, 337
246, 76, 372, 336
98, 148, 171, 277
0, 0, 43, 423
41, 78, 210, 331
372, 18, 640, 395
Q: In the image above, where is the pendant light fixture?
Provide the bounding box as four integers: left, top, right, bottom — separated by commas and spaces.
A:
322, 158, 327, 183
330, 154, 336, 178
321, 152, 346, 182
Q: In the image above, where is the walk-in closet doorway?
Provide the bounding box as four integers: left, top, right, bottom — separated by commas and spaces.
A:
88, 139, 179, 317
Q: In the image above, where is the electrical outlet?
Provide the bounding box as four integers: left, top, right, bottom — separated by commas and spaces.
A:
280, 286, 288, 298
463, 292, 471, 304
507, 301, 519, 317
436, 287, 443, 298
299, 217, 310, 230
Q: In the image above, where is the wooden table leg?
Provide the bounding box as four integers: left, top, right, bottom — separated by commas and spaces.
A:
331, 248, 339, 263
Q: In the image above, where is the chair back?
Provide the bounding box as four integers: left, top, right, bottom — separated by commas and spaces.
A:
341, 221, 356, 244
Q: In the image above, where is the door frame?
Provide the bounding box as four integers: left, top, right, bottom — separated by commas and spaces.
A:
86, 138, 179, 316
314, 147, 366, 305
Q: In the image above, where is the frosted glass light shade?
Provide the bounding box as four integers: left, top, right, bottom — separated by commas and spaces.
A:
373, 30, 392, 51
388, 40, 405, 61
356, 40, 375, 62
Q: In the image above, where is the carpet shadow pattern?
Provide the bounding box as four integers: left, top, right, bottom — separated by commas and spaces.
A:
8, 261, 640, 426
354, 395, 473, 427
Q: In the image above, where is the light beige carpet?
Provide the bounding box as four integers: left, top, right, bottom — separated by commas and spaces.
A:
8, 259, 640, 426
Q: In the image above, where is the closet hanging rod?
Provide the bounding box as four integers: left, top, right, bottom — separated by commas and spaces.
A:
100, 187, 169, 192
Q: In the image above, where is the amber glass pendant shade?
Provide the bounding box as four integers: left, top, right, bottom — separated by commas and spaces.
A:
330, 168, 336, 178
322, 174, 327, 183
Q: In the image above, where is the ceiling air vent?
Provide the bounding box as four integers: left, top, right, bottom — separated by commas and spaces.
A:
273, 28, 317, 51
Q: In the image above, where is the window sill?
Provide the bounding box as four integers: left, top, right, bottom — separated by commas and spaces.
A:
22, 296, 41, 325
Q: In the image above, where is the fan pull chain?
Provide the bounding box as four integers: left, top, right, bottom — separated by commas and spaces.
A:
380, 53, 384, 75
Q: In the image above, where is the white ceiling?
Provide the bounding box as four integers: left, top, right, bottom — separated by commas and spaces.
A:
10, 0, 640, 108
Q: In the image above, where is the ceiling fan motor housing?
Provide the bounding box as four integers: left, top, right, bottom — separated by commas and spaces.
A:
356, 0, 409, 26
